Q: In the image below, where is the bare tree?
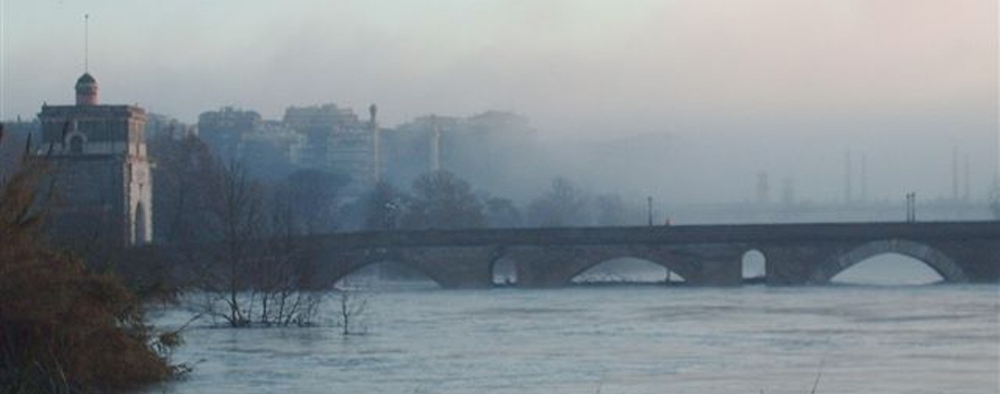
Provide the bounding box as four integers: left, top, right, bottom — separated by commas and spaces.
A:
401, 170, 486, 229
362, 181, 408, 230
254, 188, 325, 327
593, 193, 630, 226
527, 176, 590, 227
194, 164, 332, 328
335, 277, 369, 335
148, 133, 220, 244
197, 161, 266, 327
485, 197, 522, 228
281, 169, 347, 234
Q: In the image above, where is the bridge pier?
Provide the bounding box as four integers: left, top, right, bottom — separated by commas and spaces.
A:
762, 245, 846, 286
928, 240, 1000, 283
675, 244, 744, 286
691, 260, 743, 286
406, 247, 496, 289
510, 247, 590, 288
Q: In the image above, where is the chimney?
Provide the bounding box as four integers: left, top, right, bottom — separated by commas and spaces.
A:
964, 154, 971, 201
755, 172, 770, 204
860, 152, 868, 203
952, 148, 959, 201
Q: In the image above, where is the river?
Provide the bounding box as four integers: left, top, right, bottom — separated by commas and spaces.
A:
145, 283, 998, 394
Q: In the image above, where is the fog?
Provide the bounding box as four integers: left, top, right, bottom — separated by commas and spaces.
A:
1, 0, 997, 204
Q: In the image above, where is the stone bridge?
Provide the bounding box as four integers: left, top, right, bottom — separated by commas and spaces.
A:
132, 221, 1000, 288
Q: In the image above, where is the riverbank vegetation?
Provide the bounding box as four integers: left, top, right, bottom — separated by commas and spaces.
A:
0, 126, 181, 392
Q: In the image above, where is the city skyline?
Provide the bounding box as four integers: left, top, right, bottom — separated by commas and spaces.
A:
1, 0, 997, 204
0, 4, 997, 394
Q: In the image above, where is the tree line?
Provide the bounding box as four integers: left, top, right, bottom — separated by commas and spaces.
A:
360, 174, 648, 230
145, 132, 653, 329
151, 131, 651, 239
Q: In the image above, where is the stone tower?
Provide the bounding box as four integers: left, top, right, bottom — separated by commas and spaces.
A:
36, 73, 153, 246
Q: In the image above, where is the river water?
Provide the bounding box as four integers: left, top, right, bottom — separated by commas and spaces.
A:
145, 283, 999, 394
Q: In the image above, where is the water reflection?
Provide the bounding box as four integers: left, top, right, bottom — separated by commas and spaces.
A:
831, 253, 944, 285
571, 258, 684, 284
148, 285, 998, 394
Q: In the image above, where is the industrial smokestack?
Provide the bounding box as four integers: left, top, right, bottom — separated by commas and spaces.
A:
964, 154, 971, 201
952, 148, 959, 201
845, 150, 852, 204
782, 176, 795, 206
860, 152, 868, 203
755, 172, 770, 204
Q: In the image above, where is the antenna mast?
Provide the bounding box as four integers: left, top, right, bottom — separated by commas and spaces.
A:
84, 14, 89, 72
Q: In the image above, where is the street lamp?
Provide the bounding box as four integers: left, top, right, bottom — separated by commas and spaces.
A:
905, 192, 917, 223
647, 196, 653, 227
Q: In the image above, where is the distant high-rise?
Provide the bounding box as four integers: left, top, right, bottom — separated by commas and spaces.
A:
282, 104, 376, 200
198, 107, 262, 164
380, 111, 534, 193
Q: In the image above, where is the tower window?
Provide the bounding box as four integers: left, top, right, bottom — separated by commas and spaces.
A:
69, 135, 84, 154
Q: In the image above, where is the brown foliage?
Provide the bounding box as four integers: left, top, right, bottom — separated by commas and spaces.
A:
0, 131, 175, 392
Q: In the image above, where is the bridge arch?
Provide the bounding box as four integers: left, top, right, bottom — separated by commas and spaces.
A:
570, 257, 686, 284
566, 253, 694, 285
328, 251, 447, 288
490, 257, 518, 286
810, 239, 967, 284
741, 249, 767, 282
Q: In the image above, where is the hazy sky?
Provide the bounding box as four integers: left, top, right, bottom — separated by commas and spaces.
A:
1, 0, 997, 203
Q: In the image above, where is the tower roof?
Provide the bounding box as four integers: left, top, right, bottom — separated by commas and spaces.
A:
75, 73, 99, 105
76, 73, 97, 85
